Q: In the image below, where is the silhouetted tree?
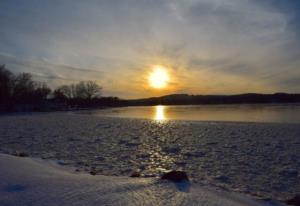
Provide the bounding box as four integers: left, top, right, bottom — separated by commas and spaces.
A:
55, 81, 102, 99
75, 81, 102, 99
0, 64, 14, 105
53, 89, 67, 100
0, 65, 13, 103
12, 73, 35, 103
33, 82, 51, 102
55, 85, 75, 99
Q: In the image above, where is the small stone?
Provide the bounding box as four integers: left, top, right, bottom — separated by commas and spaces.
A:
285, 195, 300, 206
90, 171, 97, 175
161, 170, 189, 182
13, 151, 29, 157
130, 171, 141, 178
57, 160, 67, 165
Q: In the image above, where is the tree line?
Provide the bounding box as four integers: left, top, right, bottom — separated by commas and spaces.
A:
2, 64, 299, 112
0, 64, 105, 112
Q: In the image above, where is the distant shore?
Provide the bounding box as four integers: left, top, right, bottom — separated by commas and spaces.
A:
2, 93, 300, 114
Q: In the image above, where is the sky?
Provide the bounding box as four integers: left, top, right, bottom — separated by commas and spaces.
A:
0, 0, 300, 98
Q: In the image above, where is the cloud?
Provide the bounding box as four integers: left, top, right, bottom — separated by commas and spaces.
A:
0, 0, 299, 98
0, 53, 103, 84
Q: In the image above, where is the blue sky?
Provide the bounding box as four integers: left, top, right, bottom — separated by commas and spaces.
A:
0, 0, 300, 98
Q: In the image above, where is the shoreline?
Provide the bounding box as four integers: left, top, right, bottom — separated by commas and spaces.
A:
1, 102, 300, 116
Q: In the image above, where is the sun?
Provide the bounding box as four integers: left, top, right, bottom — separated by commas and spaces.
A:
148, 66, 170, 89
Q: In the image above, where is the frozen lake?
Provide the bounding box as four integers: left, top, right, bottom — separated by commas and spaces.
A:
84, 104, 300, 123
0, 112, 299, 200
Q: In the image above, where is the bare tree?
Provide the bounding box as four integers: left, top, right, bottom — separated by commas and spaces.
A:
56, 85, 72, 99
75, 81, 102, 99
55, 81, 102, 99
12, 73, 35, 102
34, 82, 51, 100
0, 64, 14, 103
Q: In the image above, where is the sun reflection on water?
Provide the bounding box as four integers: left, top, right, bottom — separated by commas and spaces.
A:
154, 105, 167, 121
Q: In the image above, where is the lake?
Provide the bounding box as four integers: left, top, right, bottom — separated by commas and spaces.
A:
86, 104, 300, 123
2, 107, 300, 200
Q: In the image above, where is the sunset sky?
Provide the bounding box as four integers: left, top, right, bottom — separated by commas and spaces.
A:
0, 0, 300, 98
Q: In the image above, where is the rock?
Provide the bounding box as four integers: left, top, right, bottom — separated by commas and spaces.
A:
57, 160, 68, 165
130, 171, 141, 178
90, 171, 97, 175
13, 151, 29, 157
285, 195, 300, 206
161, 170, 189, 182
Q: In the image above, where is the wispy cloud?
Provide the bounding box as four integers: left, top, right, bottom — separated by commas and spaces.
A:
0, 0, 299, 98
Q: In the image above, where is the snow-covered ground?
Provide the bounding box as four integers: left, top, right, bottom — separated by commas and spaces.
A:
0, 112, 299, 202
0, 154, 282, 206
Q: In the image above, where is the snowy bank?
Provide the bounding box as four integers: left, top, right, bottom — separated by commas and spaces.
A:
0, 154, 283, 206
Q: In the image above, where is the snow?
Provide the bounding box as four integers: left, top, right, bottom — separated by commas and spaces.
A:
0, 154, 282, 206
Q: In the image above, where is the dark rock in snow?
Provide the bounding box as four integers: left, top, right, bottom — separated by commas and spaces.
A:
285, 195, 300, 206
161, 170, 189, 182
57, 160, 68, 165
130, 171, 141, 178
13, 151, 29, 157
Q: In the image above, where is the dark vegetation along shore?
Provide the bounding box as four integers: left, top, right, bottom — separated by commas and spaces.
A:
1, 64, 300, 112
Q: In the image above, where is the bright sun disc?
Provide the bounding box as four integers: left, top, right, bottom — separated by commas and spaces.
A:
148, 66, 170, 89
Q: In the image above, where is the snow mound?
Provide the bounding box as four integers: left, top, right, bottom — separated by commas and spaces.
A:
0, 154, 283, 206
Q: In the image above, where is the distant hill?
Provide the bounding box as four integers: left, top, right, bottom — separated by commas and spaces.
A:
123, 93, 300, 106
